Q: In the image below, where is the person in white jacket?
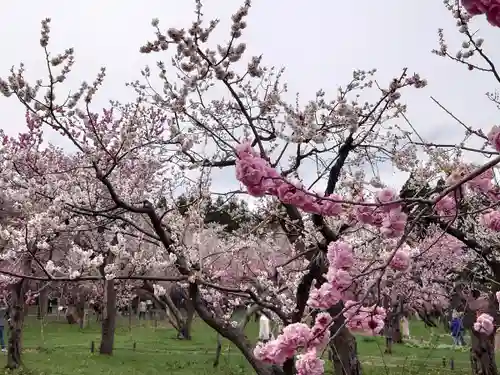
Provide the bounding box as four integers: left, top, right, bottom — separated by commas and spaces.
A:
258, 313, 276, 343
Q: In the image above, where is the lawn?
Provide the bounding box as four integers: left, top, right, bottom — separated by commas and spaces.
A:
0, 315, 479, 375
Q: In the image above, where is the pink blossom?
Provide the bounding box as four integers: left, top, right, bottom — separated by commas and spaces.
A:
481, 210, 500, 231
301, 198, 321, 214
468, 168, 494, 193
473, 313, 495, 335
307, 282, 342, 309
487, 4, 500, 26
327, 242, 354, 270
380, 209, 407, 238
496, 291, 500, 303
254, 341, 288, 365
234, 143, 348, 218
353, 190, 405, 235
434, 195, 457, 218
374, 306, 387, 316
314, 312, 333, 328
371, 210, 386, 227
276, 182, 308, 207
295, 349, 325, 375
343, 300, 358, 315
235, 142, 259, 158
282, 323, 313, 348
309, 314, 332, 351
254, 323, 313, 365
469, 176, 493, 193
320, 194, 343, 216
254, 314, 335, 370
235, 158, 268, 196
376, 188, 400, 212
343, 301, 387, 335
235, 142, 281, 196
326, 268, 352, 289
352, 195, 386, 226
488, 125, 500, 152
389, 249, 411, 272
348, 317, 381, 334
461, 0, 494, 16
364, 315, 385, 334
345, 315, 364, 331
309, 325, 330, 352
353, 203, 376, 225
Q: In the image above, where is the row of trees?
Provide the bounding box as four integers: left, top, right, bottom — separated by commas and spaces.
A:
0, 0, 500, 374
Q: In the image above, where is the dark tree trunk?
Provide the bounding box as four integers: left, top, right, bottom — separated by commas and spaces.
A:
322, 301, 362, 375
6, 280, 26, 369
384, 294, 404, 352
139, 281, 188, 339
329, 326, 362, 375
188, 283, 285, 375
168, 284, 193, 340
180, 299, 195, 340
36, 287, 48, 320
392, 323, 403, 344
65, 300, 84, 325
470, 330, 498, 375
444, 309, 452, 333
99, 279, 116, 355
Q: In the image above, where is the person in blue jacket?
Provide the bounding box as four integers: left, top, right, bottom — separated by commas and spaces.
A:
450, 311, 466, 346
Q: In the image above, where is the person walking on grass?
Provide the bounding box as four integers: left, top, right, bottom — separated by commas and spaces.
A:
450, 311, 466, 346
0, 298, 8, 352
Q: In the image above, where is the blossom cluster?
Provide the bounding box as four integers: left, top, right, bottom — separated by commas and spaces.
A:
306, 242, 354, 309
436, 172, 500, 230
473, 313, 495, 335
254, 239, 387, 374
353, 189, 407, 238
461, 0, 500, 27
343, 301, 387, 334
235, 142, 407, 238
254, 312, 332, 375
432, 128, 500, 231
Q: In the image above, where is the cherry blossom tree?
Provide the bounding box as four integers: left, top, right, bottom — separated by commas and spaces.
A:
2, 1, 500, 375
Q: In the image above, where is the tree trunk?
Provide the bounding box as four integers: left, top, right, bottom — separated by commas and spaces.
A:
321, 301, 362, 375
444, 309, 452, 333
392, 323, 402, 344
6, 280, 26, 369
188, 283, 285, 375
140, 282, 188, 339
65, 305, 79, 324
36, 288, 48, 320
180, 299, 195, 340
329, 326, 362, 375
99, 279, 116, 355
76, 298, 85, 329
470, 330, 498, 375
128, 300, 132, 332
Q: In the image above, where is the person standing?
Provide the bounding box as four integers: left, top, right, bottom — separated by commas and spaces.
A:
258, 314, 272, 343
146, 300, 153, 320
138, 300, 147, 320
450, 311, 466, 346
400, 315, 410, 340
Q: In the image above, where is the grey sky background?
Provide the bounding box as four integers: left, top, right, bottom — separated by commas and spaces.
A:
0, 0, 499, 204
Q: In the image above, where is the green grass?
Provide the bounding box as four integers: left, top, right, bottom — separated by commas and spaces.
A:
0, 315, 479, 374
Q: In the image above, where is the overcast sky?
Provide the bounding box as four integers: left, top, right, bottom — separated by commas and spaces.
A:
0, 0, 499, 200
